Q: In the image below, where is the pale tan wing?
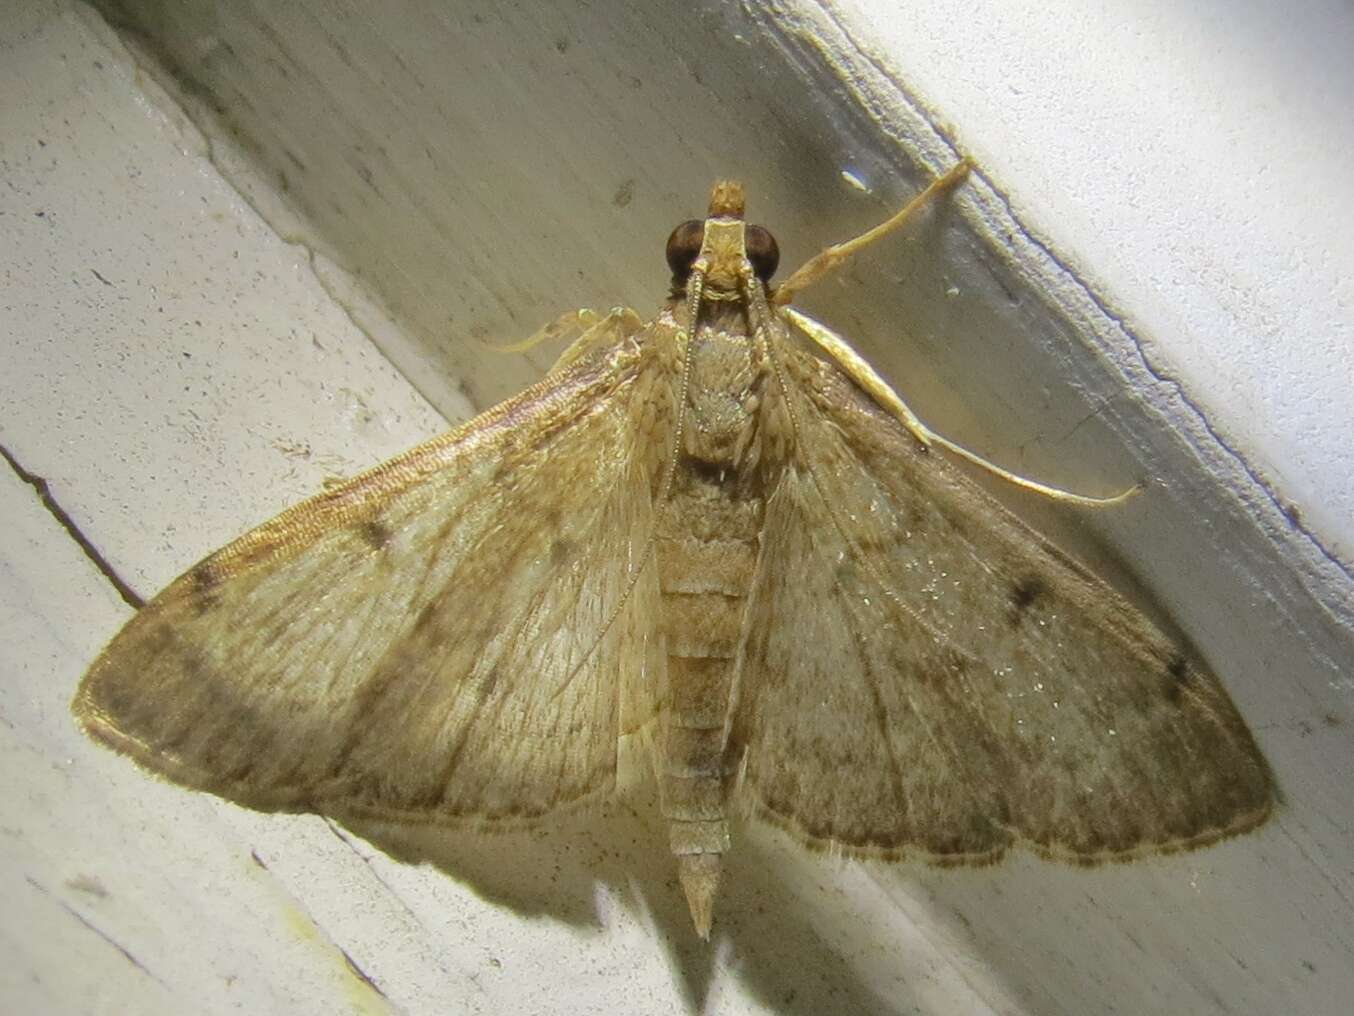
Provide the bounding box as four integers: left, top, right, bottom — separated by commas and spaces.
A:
730, 337, 1273, 863
75, 330, 673, 824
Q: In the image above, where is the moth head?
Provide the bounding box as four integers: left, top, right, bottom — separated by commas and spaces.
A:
665, 181, 780, 297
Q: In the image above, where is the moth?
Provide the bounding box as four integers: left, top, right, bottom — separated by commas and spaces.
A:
74, 161, 1273, 940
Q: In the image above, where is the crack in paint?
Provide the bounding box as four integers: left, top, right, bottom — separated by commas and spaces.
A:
0, 442, 144, 610
26, 876, 166, 988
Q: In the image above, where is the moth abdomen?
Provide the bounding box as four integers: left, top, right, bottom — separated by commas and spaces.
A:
653, 453, 766, 938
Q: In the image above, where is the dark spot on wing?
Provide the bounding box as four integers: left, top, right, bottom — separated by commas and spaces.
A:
191, 563, 220, 591
476, 669, 500, 703
413, 599, 440, 634
550, 538, 574, 566
1163, 653, 1191, 703
187, 563, 225, 615
1008, 576, 1046, 625
360, 519, 392, 550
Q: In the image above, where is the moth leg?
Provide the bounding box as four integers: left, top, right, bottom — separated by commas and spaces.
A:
549, 306, 645, 373
484, 307, 599, 354
784, 307, 1139, 508
772, 158, 973, 306
484, 306, 643, 369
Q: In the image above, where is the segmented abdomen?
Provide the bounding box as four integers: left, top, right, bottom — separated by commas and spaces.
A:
655, 465, 763, 861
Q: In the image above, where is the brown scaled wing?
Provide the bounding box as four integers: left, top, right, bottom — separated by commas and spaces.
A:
74, 332, 673, 825
728, 325, 1273, 863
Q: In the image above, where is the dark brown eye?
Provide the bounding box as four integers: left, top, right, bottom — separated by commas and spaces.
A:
746, 224, 779, 282
665, 220, 704, 284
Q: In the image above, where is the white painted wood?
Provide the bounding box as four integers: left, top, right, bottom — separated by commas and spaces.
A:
833, 0, 1354, 563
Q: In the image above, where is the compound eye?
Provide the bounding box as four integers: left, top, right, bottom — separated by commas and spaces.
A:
745, 224, 780, 282
665, 220, 704, 284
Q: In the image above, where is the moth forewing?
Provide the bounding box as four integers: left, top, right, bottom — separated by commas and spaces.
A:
728, 344, 1272, 862
75, 333, 670, 821
74, 166, 1272, 943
